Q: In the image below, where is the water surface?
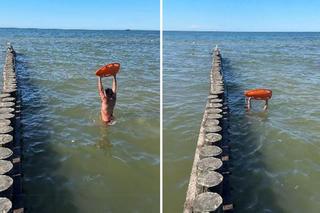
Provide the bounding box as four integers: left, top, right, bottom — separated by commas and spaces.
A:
164, 32, 320, 213
0, 28, 160, 212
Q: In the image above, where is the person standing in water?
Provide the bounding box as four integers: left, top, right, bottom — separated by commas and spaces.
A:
97, 75, 117, 125
246, 97, 269, 111
245, 89, 272, 111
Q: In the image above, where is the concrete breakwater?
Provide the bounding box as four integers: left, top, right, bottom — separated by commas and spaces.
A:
0, 45, 23, 212
183, 48, 233, 213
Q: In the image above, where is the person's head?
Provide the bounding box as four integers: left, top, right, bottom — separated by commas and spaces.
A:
105, 88, 114, 98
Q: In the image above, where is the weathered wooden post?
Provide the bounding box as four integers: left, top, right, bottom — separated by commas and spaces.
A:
0, 148, 13, 160
197, 171, 224, 195
0, 175, 13, 197
193, 192, 223, 213
199, 146, 222, 159
0, 197, 12, 212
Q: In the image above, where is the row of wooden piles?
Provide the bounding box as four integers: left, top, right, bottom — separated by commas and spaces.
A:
184, 48, 233, 213
0, 45, 23, 213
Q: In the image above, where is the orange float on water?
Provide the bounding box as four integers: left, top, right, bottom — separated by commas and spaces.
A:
95, 63, 120, 77
245, 89, 272, 100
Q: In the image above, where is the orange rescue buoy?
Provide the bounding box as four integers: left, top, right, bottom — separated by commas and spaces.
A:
95, 63, 120, 77
245, 89, 272, 100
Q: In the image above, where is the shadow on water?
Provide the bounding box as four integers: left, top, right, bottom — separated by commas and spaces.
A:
223, 57, 285, 212
16, 54, 78, 212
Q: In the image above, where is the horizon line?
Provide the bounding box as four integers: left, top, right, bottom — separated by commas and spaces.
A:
1, 27, 319, 33
0, 27, 159, 31
164, 29, 320, 33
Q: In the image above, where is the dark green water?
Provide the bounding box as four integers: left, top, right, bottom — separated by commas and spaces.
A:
164, 32, 320, 213
0, 28, 160, 212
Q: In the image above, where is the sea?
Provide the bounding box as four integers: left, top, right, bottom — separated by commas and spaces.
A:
0, 28, 160, 212
164, 31, 320, 213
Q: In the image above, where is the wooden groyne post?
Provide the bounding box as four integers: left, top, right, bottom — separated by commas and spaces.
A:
0, 44, 23, 212
183, 48, 233, 213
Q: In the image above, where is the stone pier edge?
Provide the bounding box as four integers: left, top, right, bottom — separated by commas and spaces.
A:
183, 48, 233, 213
0, 44, 24, 212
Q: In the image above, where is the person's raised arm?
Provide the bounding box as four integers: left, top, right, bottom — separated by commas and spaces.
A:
98, 77, 105, 100
112, 75, 118, 94
263, 99, 269, 111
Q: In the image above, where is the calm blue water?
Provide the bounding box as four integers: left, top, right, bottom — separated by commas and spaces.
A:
0, 28, 160, 212
164, 32, 320, 213
2, 29, 320, 213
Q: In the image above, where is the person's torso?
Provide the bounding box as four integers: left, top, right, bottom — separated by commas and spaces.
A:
101, 95, 116, 122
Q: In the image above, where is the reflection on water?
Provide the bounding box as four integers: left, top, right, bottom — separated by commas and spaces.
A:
246, 111, 269, 123
164, 32, 320, 212
95, 133, 112, 150
0, 28, 159, 212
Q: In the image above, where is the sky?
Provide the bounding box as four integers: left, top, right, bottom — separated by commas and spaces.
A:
1, 0, 320, 31
164, 0, 320, 31
0, 0, 159, 30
